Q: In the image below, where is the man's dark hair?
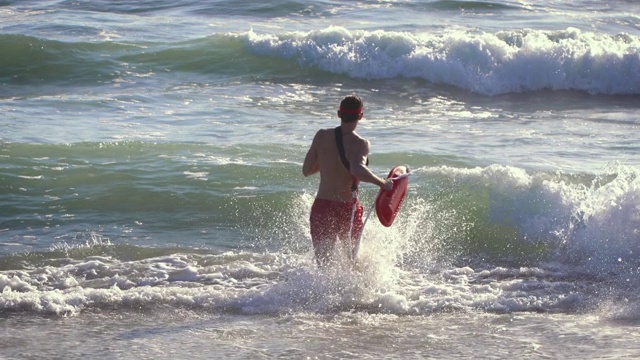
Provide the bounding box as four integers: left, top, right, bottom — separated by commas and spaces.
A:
339, 95, 363, 123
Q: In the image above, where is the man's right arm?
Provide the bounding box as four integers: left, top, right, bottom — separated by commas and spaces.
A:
302, 131, 320, 177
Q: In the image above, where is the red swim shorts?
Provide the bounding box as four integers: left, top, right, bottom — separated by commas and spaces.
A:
310, 198, 363, 264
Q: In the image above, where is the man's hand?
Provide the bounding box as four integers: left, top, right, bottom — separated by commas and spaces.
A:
382, 178, 394, 191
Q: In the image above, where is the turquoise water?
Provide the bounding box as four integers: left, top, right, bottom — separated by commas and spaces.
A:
1, 0, 640, 358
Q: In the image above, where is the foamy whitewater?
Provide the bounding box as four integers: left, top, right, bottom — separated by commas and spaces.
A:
1, 1, 640, 359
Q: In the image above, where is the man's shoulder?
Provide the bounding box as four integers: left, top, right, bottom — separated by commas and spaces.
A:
315, 127, 336, 139
319, 127, 336, 134
352, 132, 370, 146
309, 128, 335, 148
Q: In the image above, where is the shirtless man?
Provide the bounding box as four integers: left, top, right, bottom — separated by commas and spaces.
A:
302, 95, 393, 265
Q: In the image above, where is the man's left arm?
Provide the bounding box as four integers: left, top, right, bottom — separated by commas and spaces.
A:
350, 139, 391, 189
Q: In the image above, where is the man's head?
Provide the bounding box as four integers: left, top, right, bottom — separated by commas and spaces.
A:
338, 95, 363, 123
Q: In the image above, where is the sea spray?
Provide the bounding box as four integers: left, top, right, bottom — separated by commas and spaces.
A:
564, 164, 640, 275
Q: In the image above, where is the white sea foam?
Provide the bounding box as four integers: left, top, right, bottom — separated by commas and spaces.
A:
0, 252, 559, 316
241, 26, 640, 95
419, 163, 640, 275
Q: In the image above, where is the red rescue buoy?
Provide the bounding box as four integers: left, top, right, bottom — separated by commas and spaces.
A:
375, 165, 409, 227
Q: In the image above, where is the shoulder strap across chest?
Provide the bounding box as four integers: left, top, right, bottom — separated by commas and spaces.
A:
334, 126, 351, 171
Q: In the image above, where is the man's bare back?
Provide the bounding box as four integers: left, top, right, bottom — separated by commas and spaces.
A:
303, 125, 390, 198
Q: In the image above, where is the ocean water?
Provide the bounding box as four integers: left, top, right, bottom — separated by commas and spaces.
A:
1, 0, 640, 358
